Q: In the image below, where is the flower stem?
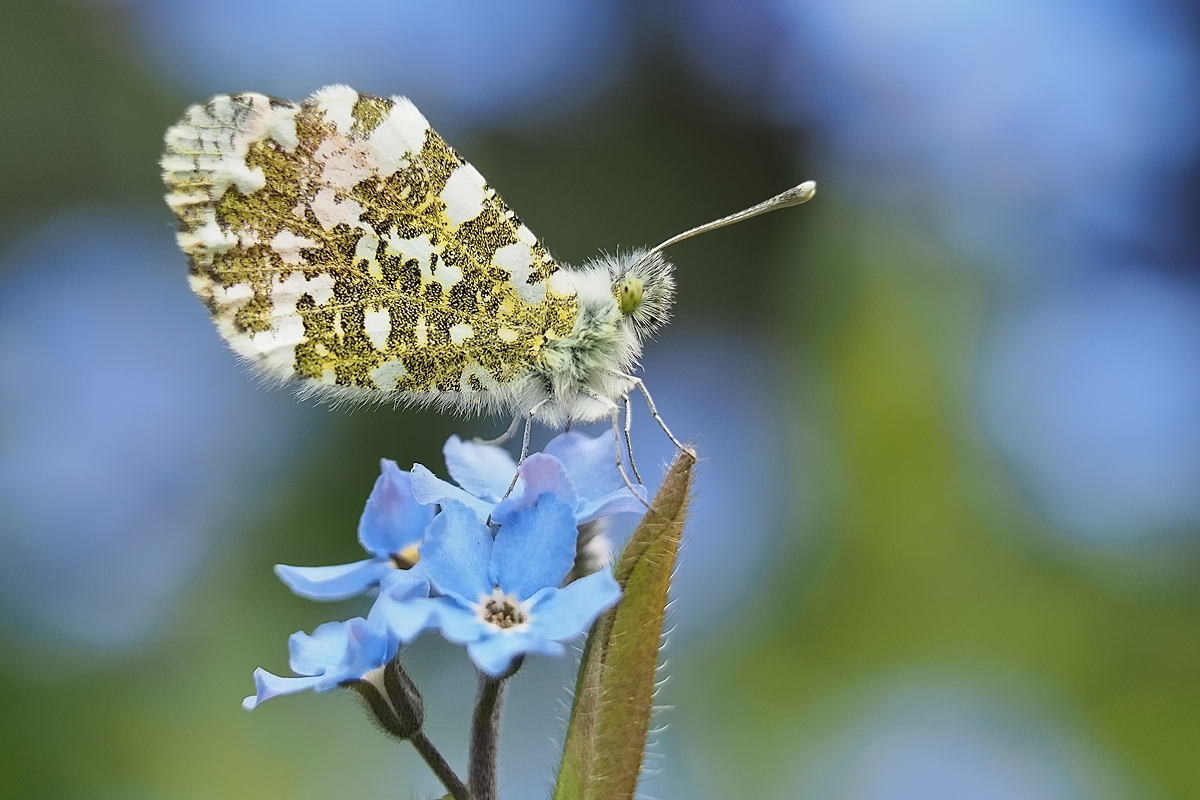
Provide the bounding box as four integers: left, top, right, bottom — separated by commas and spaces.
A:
468, 668, 512, 800
410, 731, 470, 800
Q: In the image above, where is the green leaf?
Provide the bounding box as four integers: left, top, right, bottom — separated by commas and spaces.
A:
553, 449, 696, 800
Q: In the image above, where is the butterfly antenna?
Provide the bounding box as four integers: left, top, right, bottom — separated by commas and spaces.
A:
646, 180, 816, 256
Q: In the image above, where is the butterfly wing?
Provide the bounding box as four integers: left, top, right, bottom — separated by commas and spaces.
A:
162, 85, 578, 409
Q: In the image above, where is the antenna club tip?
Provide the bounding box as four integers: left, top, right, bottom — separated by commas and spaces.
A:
790, 180, 817, 203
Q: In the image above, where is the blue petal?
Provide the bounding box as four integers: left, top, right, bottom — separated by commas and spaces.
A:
432, 598, 488, 644
372, 594, 441, 643
242, 668, 322, 709
371, 570, 434, 642
490, 493, 578, 599
376, 567, 431, 601
529, 570, 621, 641
491, 453, 578, 523
467, 632, 565, 677
286, 617, 394, 686
248, 619, 395, 709
443, 435, 521, 502
420, 500, 494, 603
323, 617, 395, 690
411, 463, 494, 520
576, 486, 649, 524
545, 430, 628, 502
358, 460, 436, 556
288, 619, 356, 676
274, 559, 392, 601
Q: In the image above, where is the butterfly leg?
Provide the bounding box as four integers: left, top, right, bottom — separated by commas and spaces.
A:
609, 407, 650, 508
619, 374, 688, 454
622, 394, 643, 484
585, 390, 649, 508
497, 399, 549, 504
474, 413, 522, 447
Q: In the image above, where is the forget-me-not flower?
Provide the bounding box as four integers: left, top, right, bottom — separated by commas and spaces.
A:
275, 459, 435, 601
243, 616, 396, 709
411, 431, 648, 526
392, 495, 622, 677
260, 431, 635, 685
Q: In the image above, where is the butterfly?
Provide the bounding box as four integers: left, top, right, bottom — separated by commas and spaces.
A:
162, 84, 814, 465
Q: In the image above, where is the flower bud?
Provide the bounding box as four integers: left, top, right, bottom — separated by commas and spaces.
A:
344, 657, 424, 741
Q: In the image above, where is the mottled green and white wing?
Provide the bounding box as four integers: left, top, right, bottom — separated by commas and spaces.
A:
162, 85, 579, 411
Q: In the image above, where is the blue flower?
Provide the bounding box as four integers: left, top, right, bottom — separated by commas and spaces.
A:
275, 459, 435, 601
385, 495, 622, 677
410, 431, 648, 525
260, 433, 630, 684
242, 616, 396, 709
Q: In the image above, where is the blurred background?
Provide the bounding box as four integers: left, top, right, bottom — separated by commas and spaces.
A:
2, 0, 1199, 797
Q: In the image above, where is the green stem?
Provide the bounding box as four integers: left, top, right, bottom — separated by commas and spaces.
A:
468, 670, 508, 800
410, 731, 470, 800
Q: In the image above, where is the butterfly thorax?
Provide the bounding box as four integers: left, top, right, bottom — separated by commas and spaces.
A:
529, 265, 633, 425
525, 250, 674, 425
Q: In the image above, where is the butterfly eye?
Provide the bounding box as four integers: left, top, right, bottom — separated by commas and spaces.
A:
615, 275, 644, 315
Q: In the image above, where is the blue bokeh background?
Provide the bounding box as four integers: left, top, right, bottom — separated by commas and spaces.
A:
2, 0, 1199, 797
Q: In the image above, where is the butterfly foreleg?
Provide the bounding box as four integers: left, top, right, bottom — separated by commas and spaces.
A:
619, 374, 688, 454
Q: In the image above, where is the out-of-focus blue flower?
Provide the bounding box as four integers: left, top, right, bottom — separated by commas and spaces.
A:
977, 270, 1200, 542
275, 459, 435, 600
119, 0, 629, 130
410, 432, 647, 526
672, 0, 1200, 276
783, 681, 1129, 800
243, 616, 396, 709
384, 497, 620, 677
0, 210, 314, 655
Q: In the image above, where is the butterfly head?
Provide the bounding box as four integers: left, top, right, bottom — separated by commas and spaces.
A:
609, 248, 674, 337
